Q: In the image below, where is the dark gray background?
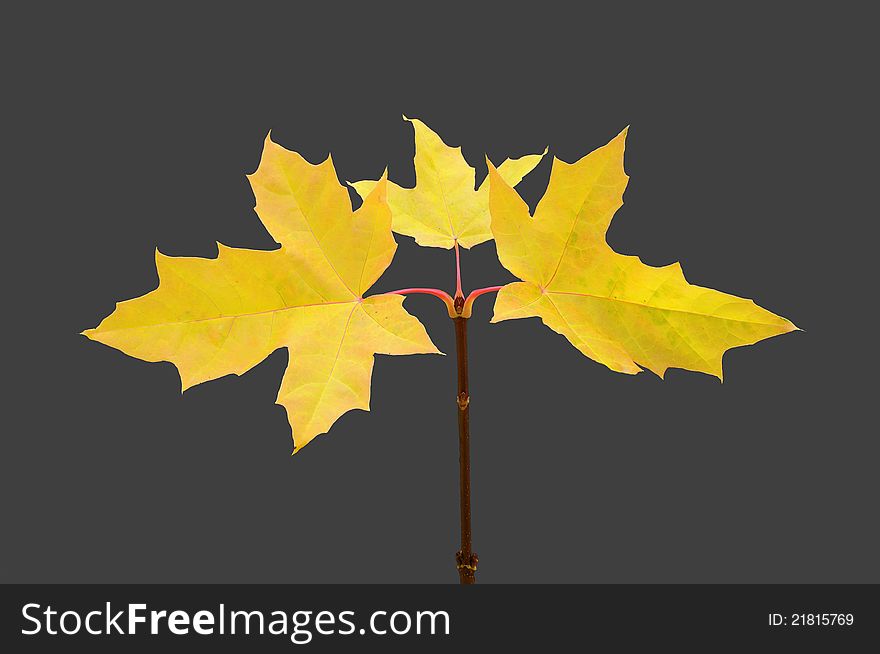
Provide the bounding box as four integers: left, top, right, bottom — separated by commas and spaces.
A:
4, 5, 873, 583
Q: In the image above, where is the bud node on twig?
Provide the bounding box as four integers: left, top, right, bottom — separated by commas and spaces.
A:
456, 550, 479, 572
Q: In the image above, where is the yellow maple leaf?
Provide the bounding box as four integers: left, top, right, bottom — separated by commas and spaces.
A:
83, 134, 441, 452
486, 127, 797, 380
351, 117, 546, 249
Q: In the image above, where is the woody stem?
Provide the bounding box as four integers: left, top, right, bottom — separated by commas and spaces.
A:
387, 271, 506, 583
453, 314, 477, 583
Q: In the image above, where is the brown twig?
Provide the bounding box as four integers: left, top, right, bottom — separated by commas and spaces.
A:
453, 314, 477, 583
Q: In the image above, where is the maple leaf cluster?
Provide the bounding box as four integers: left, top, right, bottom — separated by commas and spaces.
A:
84, 118, 796, 451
